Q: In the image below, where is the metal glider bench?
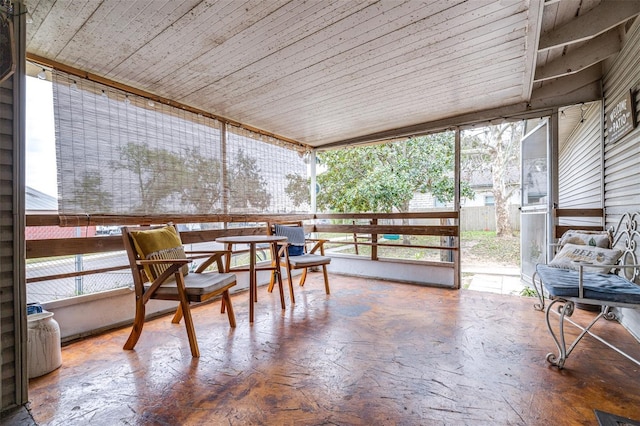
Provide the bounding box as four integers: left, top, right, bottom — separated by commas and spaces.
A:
532, 212, 640, 369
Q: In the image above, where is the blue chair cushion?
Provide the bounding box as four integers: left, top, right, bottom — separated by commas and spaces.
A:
536, 264, 640, 304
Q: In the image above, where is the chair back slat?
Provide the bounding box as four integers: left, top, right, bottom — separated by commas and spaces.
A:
146, 246, 189, 280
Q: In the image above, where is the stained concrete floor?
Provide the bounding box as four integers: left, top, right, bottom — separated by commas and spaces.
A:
21, 273, 640, 425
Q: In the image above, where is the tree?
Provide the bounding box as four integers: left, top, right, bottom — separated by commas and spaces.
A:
285, 172, 310, 210
461, 122, 522, 237
69, 171, 113, 213
111, 143, 185, 214
316, 134, 474, 214
180, 147, 223, 213
228, 149, 270, 211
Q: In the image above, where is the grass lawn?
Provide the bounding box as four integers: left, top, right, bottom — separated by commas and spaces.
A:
324, 230, 520, 268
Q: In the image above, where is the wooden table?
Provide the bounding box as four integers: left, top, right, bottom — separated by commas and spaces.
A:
215, 235, 287, 323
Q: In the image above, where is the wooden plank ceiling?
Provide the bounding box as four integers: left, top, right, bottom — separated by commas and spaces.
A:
23, 0, 639, 148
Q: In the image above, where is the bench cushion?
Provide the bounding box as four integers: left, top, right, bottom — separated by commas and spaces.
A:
549, 243, 622, 274
536, 264, 640, 304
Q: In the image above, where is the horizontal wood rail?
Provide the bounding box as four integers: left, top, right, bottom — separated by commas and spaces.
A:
25, 211, 460, 290
27, 265, 129, 284
26, 213, 315, 228
315, 224, 457, 237
325, 240, 457, 252
26, 212, 459, 258
553, 208, 604, 218
553, 208, 605, 239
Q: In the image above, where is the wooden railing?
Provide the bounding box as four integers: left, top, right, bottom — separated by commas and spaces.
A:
25, 211, 459, 292
554, 208, 605, 239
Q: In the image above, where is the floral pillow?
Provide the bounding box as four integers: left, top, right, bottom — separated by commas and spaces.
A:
549, 243, 622, 274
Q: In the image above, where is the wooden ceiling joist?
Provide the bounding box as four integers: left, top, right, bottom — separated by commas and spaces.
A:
538, 1, 640, 51
534, 29, 622, 82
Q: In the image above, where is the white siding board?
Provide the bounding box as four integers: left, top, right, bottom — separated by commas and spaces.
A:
603, 19, 640, 336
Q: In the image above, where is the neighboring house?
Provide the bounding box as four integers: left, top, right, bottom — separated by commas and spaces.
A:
25, 187, 96, 239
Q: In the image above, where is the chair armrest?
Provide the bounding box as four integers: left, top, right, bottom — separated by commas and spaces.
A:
276, 242, 289, 258
306, 239, 328, 255
185, 250, 233, 273
140, 261, 191, 303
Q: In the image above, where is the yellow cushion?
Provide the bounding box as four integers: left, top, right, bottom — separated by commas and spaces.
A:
130, 225, 182, 256
129, 225, 188, 280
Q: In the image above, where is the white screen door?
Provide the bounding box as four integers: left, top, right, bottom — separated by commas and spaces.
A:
520, 119, 550, 284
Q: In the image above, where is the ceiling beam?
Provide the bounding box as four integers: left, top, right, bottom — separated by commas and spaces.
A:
534, 29, 621, 81
538, 1, 640, 51
530, 63, 602, 107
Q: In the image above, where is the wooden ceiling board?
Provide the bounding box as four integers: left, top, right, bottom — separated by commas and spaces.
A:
535, 0, 605, 72
266, 71, 527, 144
170, 0, 364, 97
244, 37, 528, 129
166, 1, 440, 97
134, 0, 378, 92
74, 1, 207, 76
184, 2, 530, 142
198, 1, 525, 113
107, 0, 283, 85
26, 0, 99, 57
194, 1, 508, 101
24, 0, 548, 147
250, 52, 527, 140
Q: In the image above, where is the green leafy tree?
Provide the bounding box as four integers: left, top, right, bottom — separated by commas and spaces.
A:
462, 122, 522, 237
228, 149, 270, 211
285, 173, 310, 209
316, 134, 474, 214
70, 171, 113, 213
180, 147, 223, 213
111, 143, 185, 213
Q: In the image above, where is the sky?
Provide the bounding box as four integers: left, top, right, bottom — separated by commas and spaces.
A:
26, 76, 58, 197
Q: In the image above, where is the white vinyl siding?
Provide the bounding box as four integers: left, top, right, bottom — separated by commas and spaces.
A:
602, 18, 640, 340
557, 101, 603, 229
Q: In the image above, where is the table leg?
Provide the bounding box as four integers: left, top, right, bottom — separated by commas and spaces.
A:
272, 242, 285, 309
249, 243, 256, 323
224, 243, 232, 273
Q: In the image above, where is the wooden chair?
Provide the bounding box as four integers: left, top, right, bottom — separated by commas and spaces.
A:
266, 221, 331, 303
121, 224, 236, 357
